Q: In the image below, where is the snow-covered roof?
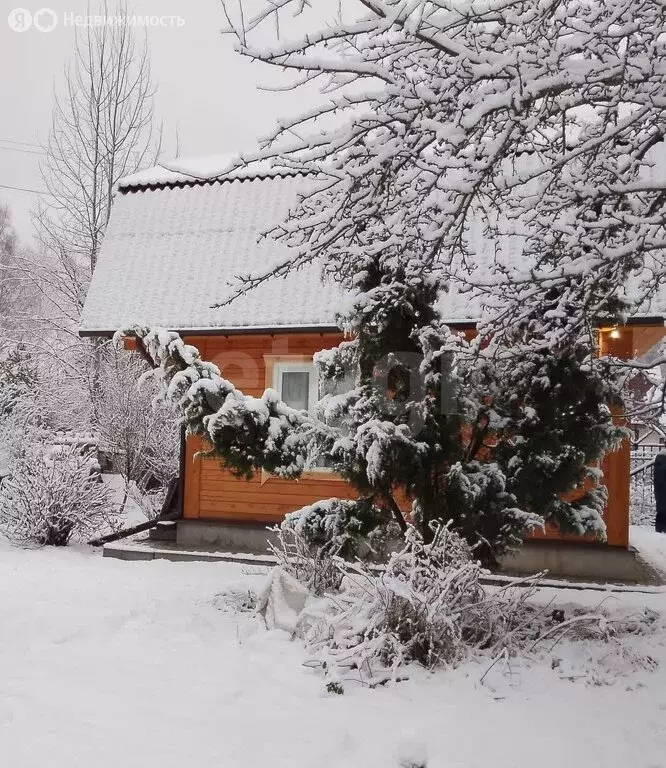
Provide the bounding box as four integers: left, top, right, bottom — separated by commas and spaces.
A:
80, 171, 345, 334
81, 163, 479, 335
81, 156, 666, 336
116, 154, 288, 191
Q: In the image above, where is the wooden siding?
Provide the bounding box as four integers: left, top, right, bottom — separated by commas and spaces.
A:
179, 326, 656, 548
182, 333, 355, 524
597, 327, 634, 547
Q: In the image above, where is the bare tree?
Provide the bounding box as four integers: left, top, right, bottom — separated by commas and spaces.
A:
0, 203, 40, 356
0, 204, 21, 349
37, 1, 158, 274
13, 3, 161, 433
28, 0, 159, 340
96, 348, 180, 518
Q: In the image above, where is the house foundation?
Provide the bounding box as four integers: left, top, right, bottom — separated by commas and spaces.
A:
124, 519, 663, 585
175, 519, 282, 555
498, 540, 663, 584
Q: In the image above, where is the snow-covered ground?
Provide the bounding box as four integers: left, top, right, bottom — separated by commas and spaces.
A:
1, 536, 666, 768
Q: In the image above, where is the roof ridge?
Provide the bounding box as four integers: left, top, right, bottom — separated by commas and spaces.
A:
119, 168, 315, 194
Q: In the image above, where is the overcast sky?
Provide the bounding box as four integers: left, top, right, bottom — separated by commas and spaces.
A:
0, 0, 317, 243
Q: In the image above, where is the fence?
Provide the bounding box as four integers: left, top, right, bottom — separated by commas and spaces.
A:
630, 443, 660, 527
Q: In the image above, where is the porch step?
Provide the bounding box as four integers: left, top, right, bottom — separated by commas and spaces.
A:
103, 536, 276, 567
149, 520, 178, 542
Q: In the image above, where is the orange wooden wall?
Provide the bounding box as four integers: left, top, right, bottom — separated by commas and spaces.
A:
182, 333, 355, 525
179, 326, 658, 547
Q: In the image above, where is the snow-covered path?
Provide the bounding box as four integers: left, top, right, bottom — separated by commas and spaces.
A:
1, 540, 666, 768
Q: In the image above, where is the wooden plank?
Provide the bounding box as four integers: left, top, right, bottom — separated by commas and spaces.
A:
182, 435, 203, 520
604, 412, 631, 547
198, 487, 354, 506
598, 328, 633, 548
199, 498, 299, 512
199, 466, 348, 484
199, 483, 354, 501
192, 332, 343, 352
198, 479, 352, 494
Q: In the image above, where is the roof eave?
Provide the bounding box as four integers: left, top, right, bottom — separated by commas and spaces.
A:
78, 324, 343, 339
78, 319, 483, 339
79, 316, 665, 340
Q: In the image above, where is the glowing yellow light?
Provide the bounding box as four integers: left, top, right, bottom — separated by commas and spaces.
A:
609, 329, 621, 339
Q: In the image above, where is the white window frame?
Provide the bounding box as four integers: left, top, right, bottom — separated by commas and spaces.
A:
272, 360, 319, 415
270, 358, 335, 474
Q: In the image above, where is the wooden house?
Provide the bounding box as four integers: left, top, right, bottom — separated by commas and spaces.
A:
80, 160, 666, 580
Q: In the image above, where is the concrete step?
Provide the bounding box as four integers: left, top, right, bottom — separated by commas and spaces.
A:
149, 521, 177, 542
103, 536, 276, 567
101, 536, 666, 593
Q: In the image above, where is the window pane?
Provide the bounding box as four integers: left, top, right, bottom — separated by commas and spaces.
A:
281, 371, 310, 411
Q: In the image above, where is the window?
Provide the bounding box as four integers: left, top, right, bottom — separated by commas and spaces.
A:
271, 357, 356, 473
273, 361, 319, 414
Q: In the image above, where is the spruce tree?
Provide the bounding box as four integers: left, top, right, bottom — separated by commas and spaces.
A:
131, 271, 625, 567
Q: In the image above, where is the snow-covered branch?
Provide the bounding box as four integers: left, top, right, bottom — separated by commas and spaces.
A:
122, 327, 334, 480
220, 0, 666, 346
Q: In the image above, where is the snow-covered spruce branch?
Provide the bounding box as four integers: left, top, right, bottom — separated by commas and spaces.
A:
117, 327, 334, 480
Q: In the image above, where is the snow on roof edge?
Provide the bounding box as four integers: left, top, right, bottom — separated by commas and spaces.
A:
117, 154, 313, 192
79, 314, 665, 338
78, 318, 510, 337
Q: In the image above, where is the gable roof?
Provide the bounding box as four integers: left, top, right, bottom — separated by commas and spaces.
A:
80, 157, 666, 338
80, 171, 347, 336
79, 163, 479, 336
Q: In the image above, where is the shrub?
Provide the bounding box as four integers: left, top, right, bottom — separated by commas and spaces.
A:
0, 445, 116, 546
283, 498, 399, 556
295, 525, 541, 684
273, 498, 401, 594
263, 523, 658, 690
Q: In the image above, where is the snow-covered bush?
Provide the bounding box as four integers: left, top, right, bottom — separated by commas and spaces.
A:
282, 499, 365, 557
296, 525, 540, 684
259, 523, 660, 690
0, 346, 43, 427
96, 350, 180, 514
272, 498, 400, 594
0, 444, 115, 547
270, 512, 347, 596
284, 498, 399, 557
